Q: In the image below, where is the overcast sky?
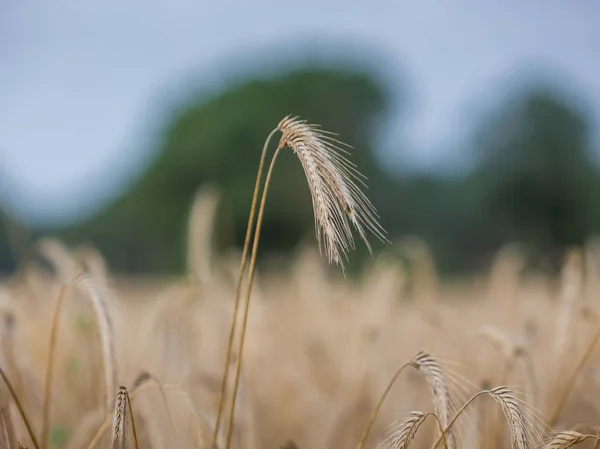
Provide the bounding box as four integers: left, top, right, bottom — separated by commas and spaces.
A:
1, 0, 599, 226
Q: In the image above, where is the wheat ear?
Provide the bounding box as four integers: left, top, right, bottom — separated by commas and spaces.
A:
77, 274, 116, 414
389, 411, 448, 449
410, 352, 455, 449
277, 115, 387, 270
41, 283, 69, 449
88, 372, 173, 449
544, 431, 600, 449
111, 387, 127, 449
211, 127, 279, 448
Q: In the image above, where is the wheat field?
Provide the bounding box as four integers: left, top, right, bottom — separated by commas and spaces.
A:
2, 118, 600, 449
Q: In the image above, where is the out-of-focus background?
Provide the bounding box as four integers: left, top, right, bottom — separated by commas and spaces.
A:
5, 4, 600, 449
2, 1, 600, 274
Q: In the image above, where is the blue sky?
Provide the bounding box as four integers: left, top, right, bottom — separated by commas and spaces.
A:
1, 0, 599, 226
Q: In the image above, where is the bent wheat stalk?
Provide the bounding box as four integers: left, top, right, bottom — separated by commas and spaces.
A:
41, 283, 69, 449
211, 127, 279, 448
548, 324, 600, 427
0, 366, 39, 449
357, 361, 411, 449
77, 274, 117, 415
222, 116, 387, 449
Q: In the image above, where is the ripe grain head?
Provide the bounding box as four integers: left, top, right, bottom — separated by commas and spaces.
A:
277, 115, 387, 270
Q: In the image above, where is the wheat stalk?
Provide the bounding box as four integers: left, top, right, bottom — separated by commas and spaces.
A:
211, 127, 280, 448
0, 366, 39, 449
356, 360, 411, 449
222, 116, 387, 449
548, 323, 600, 427
77, 274, 117, 414
41, 282, 69, 449
0, 403, 17, 449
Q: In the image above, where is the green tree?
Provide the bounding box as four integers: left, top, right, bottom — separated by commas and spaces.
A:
472, 88, 598, 261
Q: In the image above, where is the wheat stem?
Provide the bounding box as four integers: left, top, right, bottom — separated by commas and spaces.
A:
430, 390, 489, 449
0, 366, 39, 449
356, 361, 411, 449
224, 147, 283, 449
212, 127, 278, 448
125, 389, 139, 449
548, 325, 600, 427
41, 283, 69, 449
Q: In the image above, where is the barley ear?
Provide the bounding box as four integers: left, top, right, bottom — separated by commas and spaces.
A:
409, 352, 455, 449
111, 387, 128, 449
486, 387, 529, 449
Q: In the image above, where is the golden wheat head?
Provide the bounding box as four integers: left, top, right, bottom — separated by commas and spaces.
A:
388, 411, 428, 449
111, 386, 128, 449
277, 116, 387, 270
487, 386, 529, 449
409, 351, 455, 449
543, 431, 590, 449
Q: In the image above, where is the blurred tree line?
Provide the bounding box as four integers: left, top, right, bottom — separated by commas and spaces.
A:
1, 65, 598, 275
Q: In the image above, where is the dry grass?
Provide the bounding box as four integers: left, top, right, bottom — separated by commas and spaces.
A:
1, 117, 600, 448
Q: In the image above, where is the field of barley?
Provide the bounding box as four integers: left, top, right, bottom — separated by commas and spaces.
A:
2, 119, 600, 449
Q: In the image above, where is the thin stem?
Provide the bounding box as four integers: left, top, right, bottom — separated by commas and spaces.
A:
125, 392, 139, 449
41, 283, 68, 449
0, 366, 39, 449
356, 362, 411, 449
548, 326, 600, 427
431, 390, 489, 449
224, 147, 283, 449
211, 127, 278, 448
425, 413, 449, 449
